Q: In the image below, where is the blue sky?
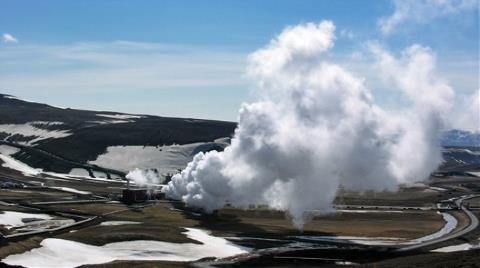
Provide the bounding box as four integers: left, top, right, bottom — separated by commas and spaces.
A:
0, 0, 478, 121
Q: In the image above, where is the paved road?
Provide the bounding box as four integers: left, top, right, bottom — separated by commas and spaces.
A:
333, 204, 436, 211
30, 199, 110, 205
2, 216, 96, 239
397, 194, 480, 252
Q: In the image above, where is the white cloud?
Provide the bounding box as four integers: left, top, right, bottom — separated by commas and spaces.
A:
379, 0, 478, 34
452, 89, 480, 132
369, 43, 455, 111
247, 21, 335, 81
2, 33, 18, 43
369, 42, 454, 183
0, 41, 249, 120
0, 41, 247, 92
339, 29, 355, 39
369, 43, 480, 134
163, 21, 452, 228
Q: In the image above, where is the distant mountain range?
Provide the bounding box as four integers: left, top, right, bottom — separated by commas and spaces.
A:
441, 129, 480, 147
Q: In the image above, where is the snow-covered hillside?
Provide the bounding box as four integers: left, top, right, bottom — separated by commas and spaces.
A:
442, 129, 480, 147
90, 139, 229, 174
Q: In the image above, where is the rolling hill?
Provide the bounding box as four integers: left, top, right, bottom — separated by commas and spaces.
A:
0, 93, 236, 175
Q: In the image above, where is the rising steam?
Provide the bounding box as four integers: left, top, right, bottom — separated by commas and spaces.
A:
162, 21, 454, 227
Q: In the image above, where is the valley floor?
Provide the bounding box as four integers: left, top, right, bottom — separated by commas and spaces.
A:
0, 153, 479, 267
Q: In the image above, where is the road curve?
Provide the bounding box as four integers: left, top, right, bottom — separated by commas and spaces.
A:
397, 195, 480, 252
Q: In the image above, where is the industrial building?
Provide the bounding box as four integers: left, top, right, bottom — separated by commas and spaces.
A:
122, 188, 148, 204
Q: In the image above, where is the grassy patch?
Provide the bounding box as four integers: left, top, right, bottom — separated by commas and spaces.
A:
47, 203, 128, 216
56, 203, 199, 245
359, 249, 480, 268
0, 188, 73, 203
197, 208, 444, 239
0, 236, 43, 260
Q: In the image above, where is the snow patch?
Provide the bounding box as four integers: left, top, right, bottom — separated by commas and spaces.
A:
92, 171, 108, 178
100, 221, 141, 226
0, 211, 52, 229
2, 227, 250, 268
432, 242, 480, 252
90, 143, 226, 174
0, 123, 71, 144
50, 187, 91, 195
429, 186, 447, 192
29, 121, 64, 126
3, 95, 18, 100
68, 168, 90, 177
0, 145, 20, 156
0, 154, 41, 176
0, 152, 122, 184
87, 120, 133, 125
443, 148, 480, 156
96, 113, 145, 120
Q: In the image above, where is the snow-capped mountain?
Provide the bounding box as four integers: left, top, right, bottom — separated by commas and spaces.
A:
442, 129, 480, 147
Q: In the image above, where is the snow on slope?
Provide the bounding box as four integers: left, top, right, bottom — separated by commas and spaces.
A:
1, 94, 67, 109
442, 129, 480, 147
29, 121, 64, 126
0, 154, 41, 176
68, 168, 90, 177
0, 122, 71, 145
85, 113, 146, 125
2, 227, 250, 268
443, 148, 480, 156
0, 145, 20, 156
86, 120, 134, 125
90, 142, 227, 174
0, 149, 121, 184
96, 114, 145, 120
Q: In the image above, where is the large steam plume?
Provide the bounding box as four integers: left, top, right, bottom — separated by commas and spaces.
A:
163, 21, 454, 227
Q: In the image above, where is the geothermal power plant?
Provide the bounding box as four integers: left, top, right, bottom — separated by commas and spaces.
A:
0, 1, 479, 267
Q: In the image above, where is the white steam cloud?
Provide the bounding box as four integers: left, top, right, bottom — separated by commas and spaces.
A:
452, 89, 480, 133
126, 168, 164, 186
163, 21, 454, 227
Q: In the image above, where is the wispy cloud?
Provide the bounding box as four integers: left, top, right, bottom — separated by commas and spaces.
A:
0, 41, 249, 120
379, 0, 478, 35
2, 33, 18, 43
334, 43, 479, 132
0, 41, 247, 92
